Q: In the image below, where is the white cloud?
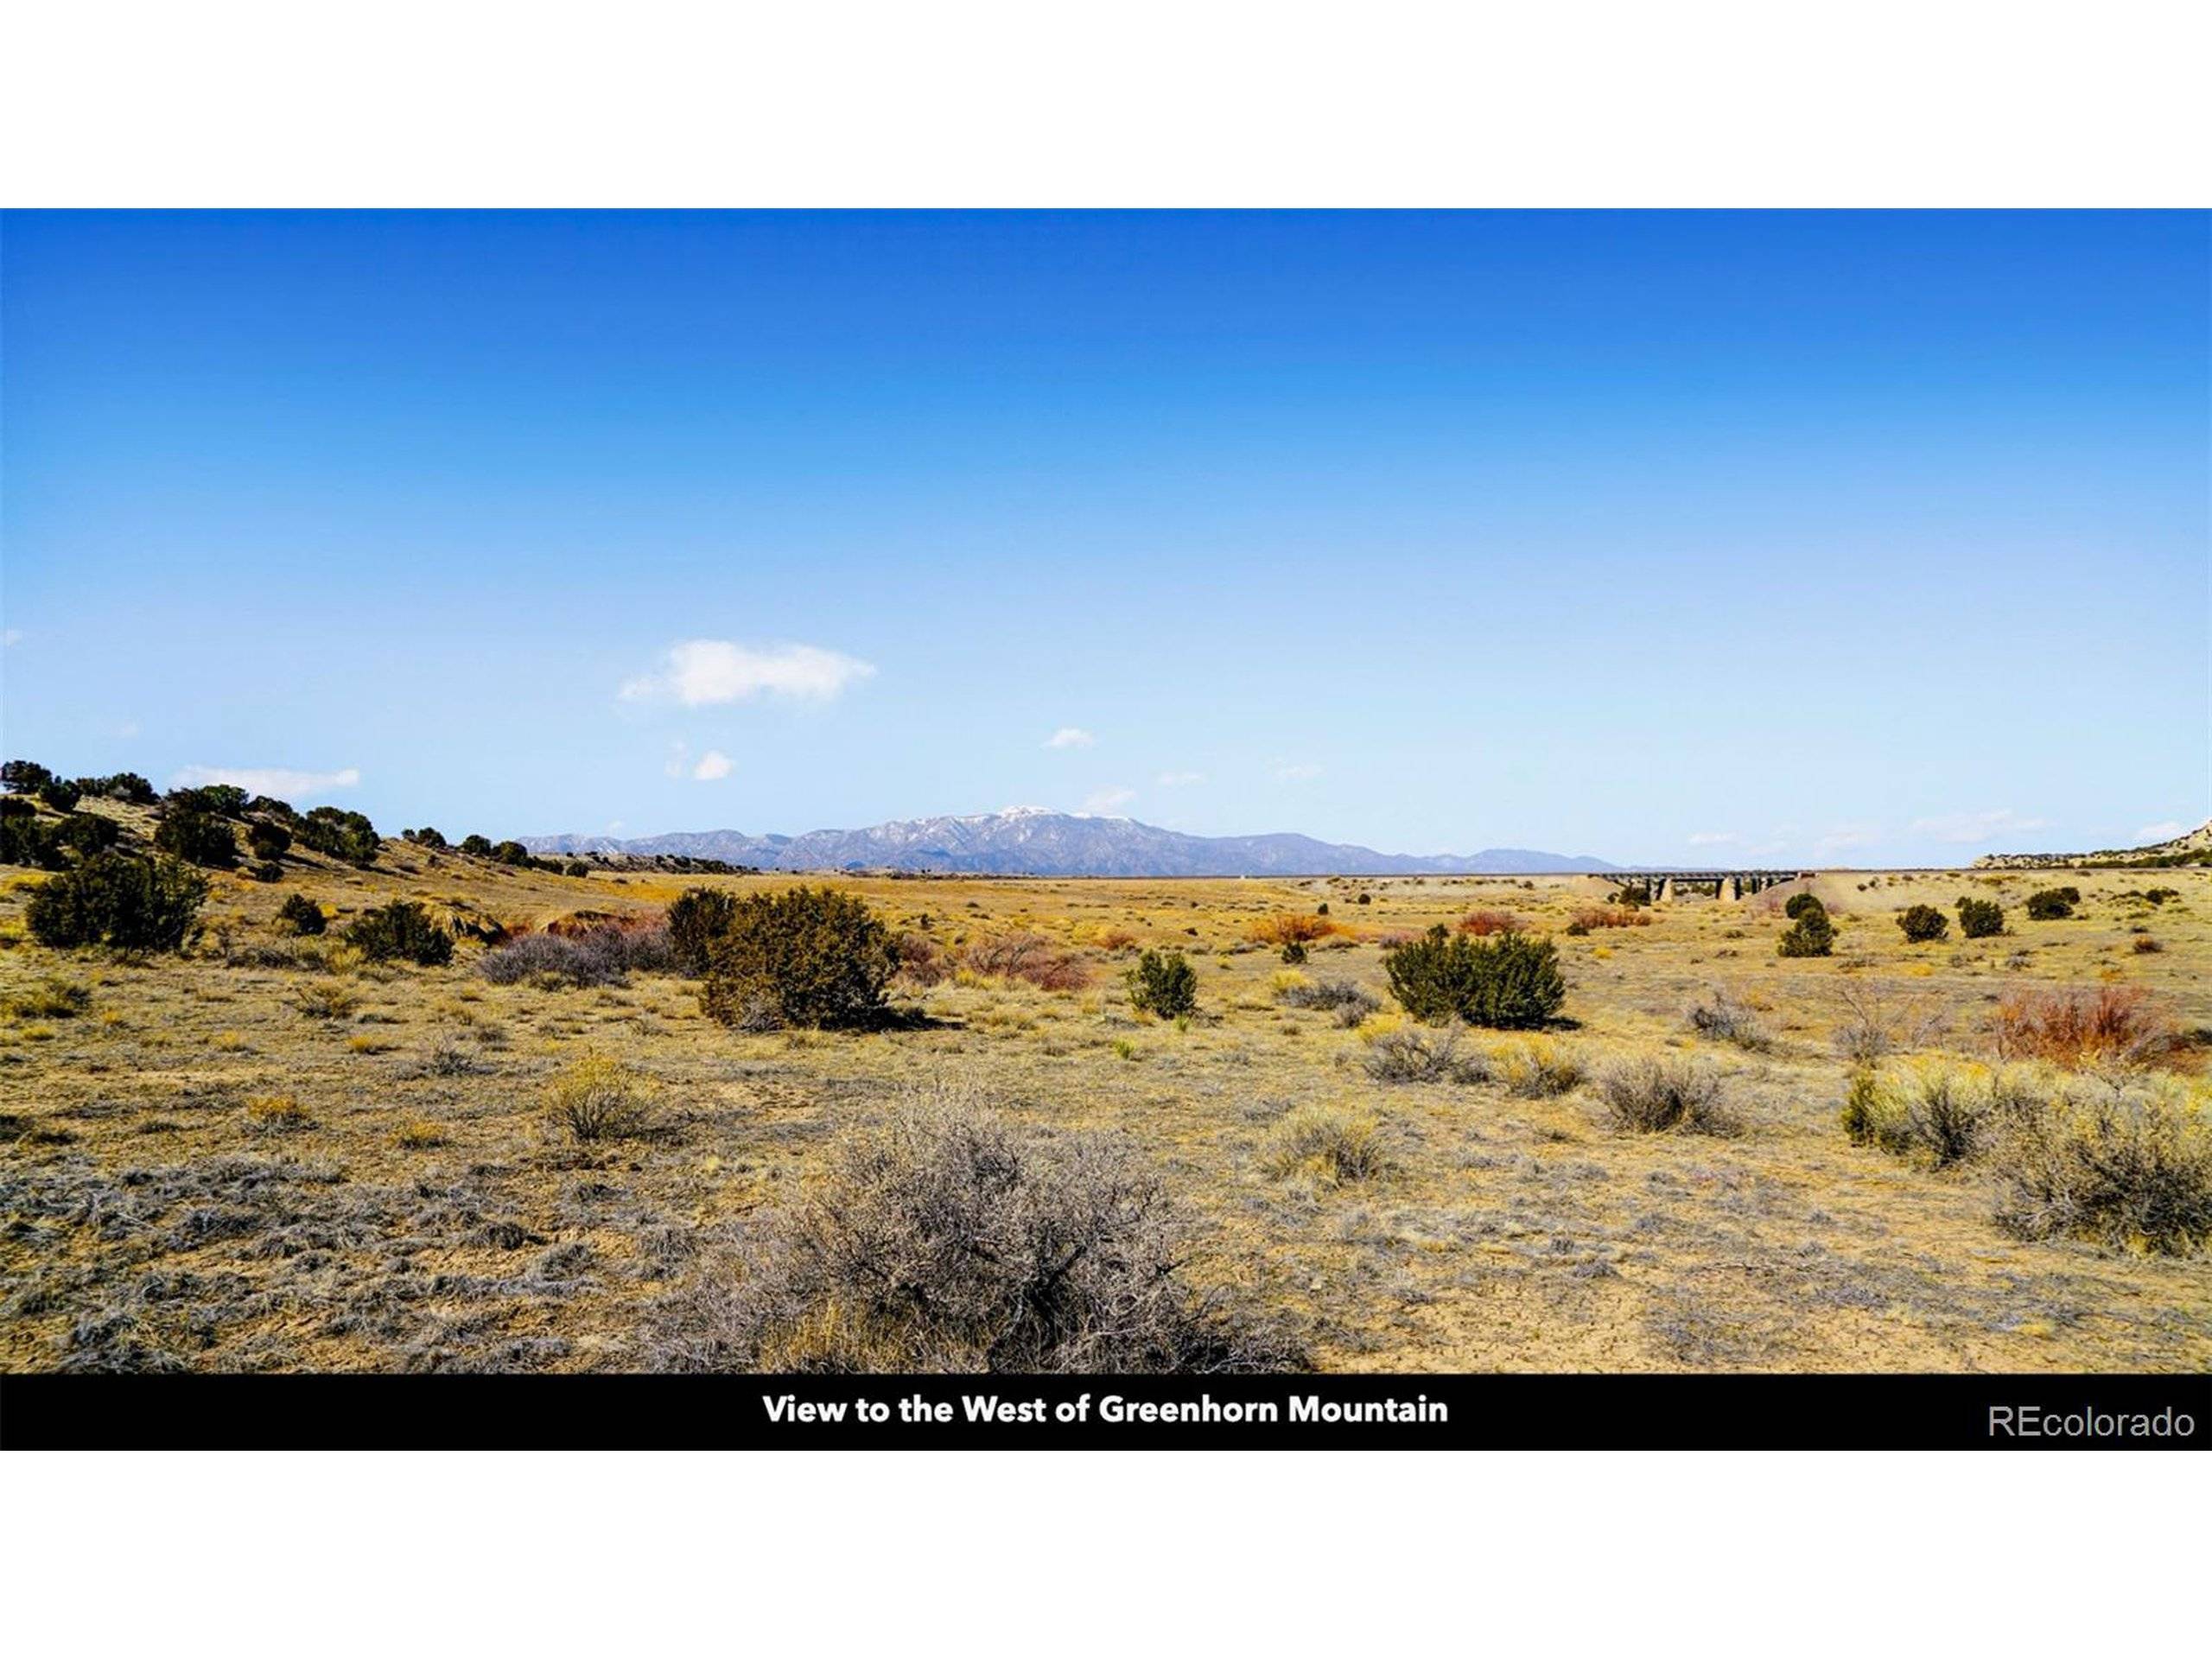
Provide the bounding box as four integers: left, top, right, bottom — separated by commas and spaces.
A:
1908, 808, 2050, 846
1687, 830, 1741, 847
2137, 820, 2188, 842
171, 765, 360, 801
621, 639, 874, 706
115, 720, 141, 739
1156, 770, 1205, 786
692, 749, 734, 781
1083, 785, 1136, 815
1275, 763, 1323, 782
1045, 727, 1096, 750
604, 820, 626, 834
1810, 825, 1881, 860
1, 629, 21, 647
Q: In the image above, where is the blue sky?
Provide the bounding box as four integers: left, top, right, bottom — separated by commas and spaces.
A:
3, 211, 2204, 864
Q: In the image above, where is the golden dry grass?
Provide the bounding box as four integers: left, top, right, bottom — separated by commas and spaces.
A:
2, 841, 2208, 1373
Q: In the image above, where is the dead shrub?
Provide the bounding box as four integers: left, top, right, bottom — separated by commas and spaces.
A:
1687, 988, 1772, 1052
892, 931, 950, 986
1994, 986, 2176, 1070
480, 924, 672, 989
1278, 976, 1382, 1022
544, 1053, 657, 1142
1988, 1077, 2212, 1254
1261, 1103, 1387, 1185
648, 1081, 1297, 1372
959, 931, 1090, 992
1597, 1057, 1737, 1135
1831, 981, 1942, 1066
1361, 1024, 1485, 1084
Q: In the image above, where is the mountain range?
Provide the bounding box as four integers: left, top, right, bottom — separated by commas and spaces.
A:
520, 806, 1621, 878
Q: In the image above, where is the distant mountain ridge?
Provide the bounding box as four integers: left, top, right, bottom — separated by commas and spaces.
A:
521, 806, 1620, 877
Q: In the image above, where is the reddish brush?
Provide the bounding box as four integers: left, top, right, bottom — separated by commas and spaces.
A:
1248, 912, 1339, 946
1456, 909, 1525, 937
960, 931, 1093, 992
1568, 906, 1652, 931
1994, 986, 2175, 1069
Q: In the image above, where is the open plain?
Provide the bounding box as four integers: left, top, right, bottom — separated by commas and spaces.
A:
3, 817, 2208, 1375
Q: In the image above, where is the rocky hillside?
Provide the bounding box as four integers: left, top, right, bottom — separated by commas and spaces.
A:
1973, 818, 2212, 869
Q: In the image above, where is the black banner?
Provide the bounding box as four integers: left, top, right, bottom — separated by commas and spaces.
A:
3, 1372, 2204, 1451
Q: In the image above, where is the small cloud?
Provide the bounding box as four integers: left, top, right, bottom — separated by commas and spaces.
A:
1275, 763, 1323, 782
1909, 808, 2050, 846
1687, 831, 1741, 847
1045, 727, 1096, 750
621, 639, 874, 706
1083, 786, 1136, 815
2, 629, 21, 647
604, 820, 626, 834
171, 765, 360, 801
115, 720, 142, 739
664, 741, 690, 778
692, 749, 734, 781
2137, 820, 2188, 842
1156, 770, 1205, 786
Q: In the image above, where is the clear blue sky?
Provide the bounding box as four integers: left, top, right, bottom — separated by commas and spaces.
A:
3, 211, 2204, 865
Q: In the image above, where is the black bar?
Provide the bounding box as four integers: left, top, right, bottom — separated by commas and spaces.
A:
3, 1374, 2204, 1451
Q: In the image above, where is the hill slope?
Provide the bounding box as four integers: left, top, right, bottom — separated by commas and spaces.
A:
1973, 819, 2212, 869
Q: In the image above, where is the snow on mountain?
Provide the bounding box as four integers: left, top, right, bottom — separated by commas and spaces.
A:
521, 808, 1619, 877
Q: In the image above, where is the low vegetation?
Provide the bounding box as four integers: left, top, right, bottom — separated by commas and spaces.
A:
697, 886, 895, 1031
544, 1053, 658, 1142
1897, 904, 1948, 944
2025, 886, 2081, 921
1597, 1057, 1737, 1135
1777, 895, 1835, 957
25, 852, 208, 950
344, 900, 456, 967
2, 792, 2202, 1375
651, 1084, 1296, 1372
480, 924, 674, 988
1124, 949, 1198, 1018
1688, 988, 1772, 1051
1262, 1102, 1387, 1184
1993, 985, 2174, 1071
1383, 926, 1565, 1029
1956, 896, 2005, 938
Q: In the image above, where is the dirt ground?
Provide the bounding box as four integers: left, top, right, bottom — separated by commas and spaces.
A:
3, 830, 2207, 1374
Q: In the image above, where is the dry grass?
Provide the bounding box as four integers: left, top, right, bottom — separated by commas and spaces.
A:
1596, 1057, 1738, 1135
3, 850, 2208, 1376
1261, 1102, 1388, 1185
1993, 985, 2177, 1070
958, 931, 1090, 991
1247, 912, 1340, 948
1568, 905, 1653, 931
543, 1053, 657, 1141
